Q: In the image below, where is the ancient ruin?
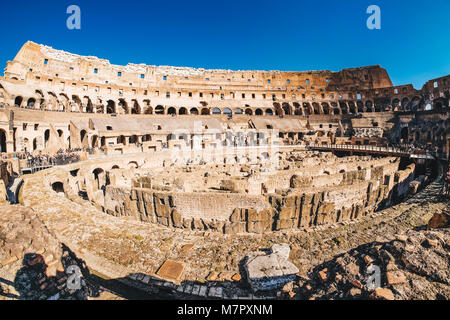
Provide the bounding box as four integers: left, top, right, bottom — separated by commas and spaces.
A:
0, 42, 449, 300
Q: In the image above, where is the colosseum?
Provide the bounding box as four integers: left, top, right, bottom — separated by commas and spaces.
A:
0, 41, 449, 301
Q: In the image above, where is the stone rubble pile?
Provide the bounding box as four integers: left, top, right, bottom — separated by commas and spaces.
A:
280, 222, 450, 300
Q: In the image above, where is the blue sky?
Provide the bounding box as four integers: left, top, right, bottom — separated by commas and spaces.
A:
0, 0, 449, 89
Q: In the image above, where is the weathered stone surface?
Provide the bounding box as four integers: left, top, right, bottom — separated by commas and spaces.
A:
245, 244, 299, 292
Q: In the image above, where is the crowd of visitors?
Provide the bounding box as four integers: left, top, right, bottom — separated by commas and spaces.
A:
25, 149, 81, 168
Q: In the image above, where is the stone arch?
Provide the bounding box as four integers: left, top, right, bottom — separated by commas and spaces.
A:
401, 97, 410, 111
58, 93, 70, 111
142, 134, 152, 142
212, 108, 221, 114
273, 102, 282, 115
189, 108, 199, 115
0, 129, 7, 153
339, 101, 348, 114
255, 108, 263, 116
167, 107, 177, 115
91, 135, 99, 148
321, 102, 330, 115
118, 99, 128, 114
106, 100, 116, 114
234, 108, 243, 115
44, 129, 50, 148
179, 107, 187, 115
357, 101, 364, 113
80, 130, 87, 146
27, 97, 36, 108
365, 100, 373, 112
201, 108, 210, 115
245, 108, 253, 115
131, 100, 141, 114
282, 103, 292, 115
223, 108, 232, 115
348, 101, 356, 114
14, 96, 23, 107
265, 108, 274, 116
142, 100, 152, 114
117, 135, 126, 145
155, 105, 165, 114
303, 103, 312, 115
51, 182, 64, 194
410, 96, 421, 111
312, 102, 321, 115
128, 161, 138, 169
83, 96, 93, 113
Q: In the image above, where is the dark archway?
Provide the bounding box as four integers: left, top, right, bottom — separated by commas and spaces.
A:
52, 182, 64, 194
0, 129, 6, 153
15, 96, 23, 107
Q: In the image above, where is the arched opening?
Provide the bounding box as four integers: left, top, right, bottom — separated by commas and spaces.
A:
273, 103, 282, 115
168, 107, 177, 115
303, 103, 312, 115
255, 108, 263, 116
179, 107, 187, 115
14, 96, 23, 107
190, 108, 199, 115
223, 108, 232, 115
57, 130, 64, 139
32, 138, 37, 151
282, 103, 291, 115
245, 108, 253, 115
348, 102, 356, 114
111, 165, 120, 170
201, 108, 210, 115
142, 134, 152, 142
128, 161, 138, 169
410, 96, 421, 111
27, 98, 36, 108
212, 108, 221, 115
234, 108, 243, 115
117, 135, 126, 145
357, 101, 364, 113
144, 104, 153, 115
155, 105, 164, 115
321, 103, 330, 115
118, 99, 128, 114
51, 182, 64, 194
92, 168, 104, 190
0, 129, 6, 153
84, 96, 93, 113
401, 98, 409, 111
101, 137, 106, 147
312, 102, 321, 115
265, 108, 273, 116
80, 130, 87, 145
106, 100, 116, 114
131, 100, 141, 114
44, 129, 50, 147
129, 135, 138, 144
365, 101, 373, 112
91, 135, 98, 148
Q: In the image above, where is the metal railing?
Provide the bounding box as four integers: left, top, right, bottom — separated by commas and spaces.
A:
307, 143, 436, 159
